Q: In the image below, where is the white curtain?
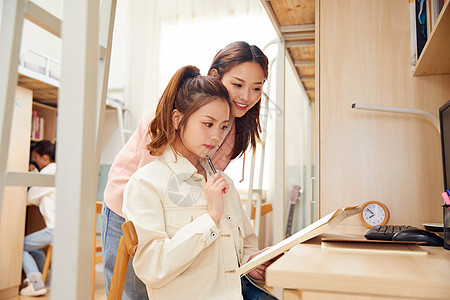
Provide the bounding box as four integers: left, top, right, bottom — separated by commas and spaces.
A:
116, 0, 274, 124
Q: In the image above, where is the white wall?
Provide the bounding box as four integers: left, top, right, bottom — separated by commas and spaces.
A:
107, 0, 130, 92
99, 110, 122, 165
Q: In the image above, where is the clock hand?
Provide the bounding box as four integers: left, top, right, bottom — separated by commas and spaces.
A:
367, 208, 374, 214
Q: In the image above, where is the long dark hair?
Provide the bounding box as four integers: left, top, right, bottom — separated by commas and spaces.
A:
208, 41, 269, 159
147, 65, 231, 156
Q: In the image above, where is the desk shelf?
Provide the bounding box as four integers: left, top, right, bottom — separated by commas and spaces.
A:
413, 0, 450, 76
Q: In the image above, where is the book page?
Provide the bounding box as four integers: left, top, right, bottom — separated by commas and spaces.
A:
237, 206, 361, 275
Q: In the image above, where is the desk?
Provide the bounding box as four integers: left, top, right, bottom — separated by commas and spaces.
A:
266, 225, 450, 299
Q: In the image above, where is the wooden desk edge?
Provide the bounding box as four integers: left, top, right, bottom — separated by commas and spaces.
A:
266, 226, 450, 299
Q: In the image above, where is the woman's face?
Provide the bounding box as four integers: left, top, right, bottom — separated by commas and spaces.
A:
174, 99, 230, 163
219, 62, 265, 118
33, 153, 48, 169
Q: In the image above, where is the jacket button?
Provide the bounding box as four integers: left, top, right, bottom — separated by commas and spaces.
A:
211, 232, 217, 238
227, 215, 232, 221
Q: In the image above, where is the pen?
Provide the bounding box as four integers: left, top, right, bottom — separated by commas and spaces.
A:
206, 156, 217, 174
206, 156, 226, 194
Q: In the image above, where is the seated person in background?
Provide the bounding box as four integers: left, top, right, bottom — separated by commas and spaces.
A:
28, 142, 40, 172
123, 65, 275, 299
29, 161, 40, 172
20, 140, 56, 297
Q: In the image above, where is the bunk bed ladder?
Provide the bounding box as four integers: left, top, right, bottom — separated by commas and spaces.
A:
107, 92, 135, 146
0, 0, 117, 298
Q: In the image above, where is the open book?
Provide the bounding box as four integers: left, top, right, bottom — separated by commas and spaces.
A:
237, 205, 361, 276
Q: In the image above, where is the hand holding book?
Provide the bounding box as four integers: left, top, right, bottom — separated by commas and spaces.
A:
247, 247, 284, 281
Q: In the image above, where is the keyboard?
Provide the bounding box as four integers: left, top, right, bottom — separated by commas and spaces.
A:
365, 225, 417, 241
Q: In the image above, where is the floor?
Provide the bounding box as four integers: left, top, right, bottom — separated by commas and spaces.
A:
9, 266, 106, 300
9, 268, 301, 300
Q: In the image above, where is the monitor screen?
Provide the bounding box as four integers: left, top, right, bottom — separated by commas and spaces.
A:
439, 100, 450, 191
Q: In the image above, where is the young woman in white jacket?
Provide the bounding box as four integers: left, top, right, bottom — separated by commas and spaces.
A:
123, 65, 275, 299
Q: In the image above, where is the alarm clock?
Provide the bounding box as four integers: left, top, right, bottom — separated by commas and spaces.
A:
359, 201, 390, 228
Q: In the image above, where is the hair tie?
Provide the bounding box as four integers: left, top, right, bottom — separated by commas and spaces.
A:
193, 73, 201, 77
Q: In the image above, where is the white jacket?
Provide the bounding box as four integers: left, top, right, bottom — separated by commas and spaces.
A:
123, 148, 258, 299
27, 162, 57, 229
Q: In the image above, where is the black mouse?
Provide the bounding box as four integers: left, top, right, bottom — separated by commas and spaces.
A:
392, 228, 444, 247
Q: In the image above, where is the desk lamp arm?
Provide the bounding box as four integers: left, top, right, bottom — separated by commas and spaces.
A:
351, 102, 440, 133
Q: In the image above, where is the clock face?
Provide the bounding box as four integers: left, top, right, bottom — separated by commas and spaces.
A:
360, 201, 389, 228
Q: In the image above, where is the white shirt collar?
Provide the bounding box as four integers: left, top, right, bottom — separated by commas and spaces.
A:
162, 147, 216, 181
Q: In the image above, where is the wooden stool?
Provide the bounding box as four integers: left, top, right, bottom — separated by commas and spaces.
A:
42, 243, 53, 284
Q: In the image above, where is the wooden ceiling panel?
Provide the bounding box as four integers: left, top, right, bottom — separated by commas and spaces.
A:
289, 46, 315, 61
306, 90, 315, 99
302, 79, 315, 90
256, 1, 317, 101
297, 65, 315, 77
271, 0, 315, 25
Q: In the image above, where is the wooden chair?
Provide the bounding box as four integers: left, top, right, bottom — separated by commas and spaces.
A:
108, 220, 138, 300
251, 203, 273, 247
91, 201, 103, 299
42, 243, 53, 284
251, 203, 273, 220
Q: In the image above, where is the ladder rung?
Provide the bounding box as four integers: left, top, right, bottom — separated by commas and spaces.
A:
6, 172, 55, 187
25, 1, 61, 38
24, 3, 107, 60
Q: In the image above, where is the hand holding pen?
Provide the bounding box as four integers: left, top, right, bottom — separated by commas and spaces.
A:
206, 155, 217, 174
206, 155, 228, 194
204, 156, 229, 223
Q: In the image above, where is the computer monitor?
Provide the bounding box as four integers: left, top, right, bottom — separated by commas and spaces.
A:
439, 100, 450, 191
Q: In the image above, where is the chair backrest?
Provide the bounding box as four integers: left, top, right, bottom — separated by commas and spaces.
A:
251, 203, 273, 220
108, 220, 138, 300
122, 220, 138, 258
91, 201, 103, 300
